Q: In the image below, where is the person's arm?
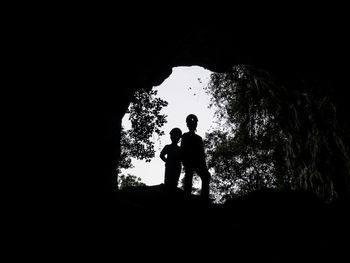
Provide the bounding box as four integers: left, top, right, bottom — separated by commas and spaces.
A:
199, 136, 206, 159
160, 145, 168, 163
180, 135, 186, 162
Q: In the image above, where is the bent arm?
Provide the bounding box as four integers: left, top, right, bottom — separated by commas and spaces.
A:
160, 146, 167, 162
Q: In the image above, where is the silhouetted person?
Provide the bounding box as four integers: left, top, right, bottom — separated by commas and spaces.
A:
160, 128, 183, 191
181, 114, 211, 201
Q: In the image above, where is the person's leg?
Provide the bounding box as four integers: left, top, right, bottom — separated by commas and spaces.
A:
164, 167, 170, 186
184, 167, 193, 197
198, 167, 211, 201
168, 171, 179, 190
172, 166, 181, 189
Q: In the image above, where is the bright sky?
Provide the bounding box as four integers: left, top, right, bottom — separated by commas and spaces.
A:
121, 66, 216, 186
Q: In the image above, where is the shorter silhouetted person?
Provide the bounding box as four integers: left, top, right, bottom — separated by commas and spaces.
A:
160, 128, 183, 191
181, 114, 211, 201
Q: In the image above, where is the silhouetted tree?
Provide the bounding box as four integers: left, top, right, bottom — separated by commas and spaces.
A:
205, 65, 349, 203
126, 88, 168, 161
118, 174, 146, 189
117, 127, 134, 175
117, 88, 168, 185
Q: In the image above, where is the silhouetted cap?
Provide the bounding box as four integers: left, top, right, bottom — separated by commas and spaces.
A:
170, 127, 182, 137
186, 114, 198, 123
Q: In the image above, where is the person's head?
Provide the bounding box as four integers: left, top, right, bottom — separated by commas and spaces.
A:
170, 127, 182, 144
186, 114, 198, 132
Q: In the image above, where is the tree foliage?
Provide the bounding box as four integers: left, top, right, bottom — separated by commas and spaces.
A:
118, 174, 146, 189
116, 127, 134, 175
205, 65, 349, 203
117, 88, 168, 182
126, 88, 168, 162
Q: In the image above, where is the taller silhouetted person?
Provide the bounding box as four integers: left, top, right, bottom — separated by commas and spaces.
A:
181, 114, 211, 201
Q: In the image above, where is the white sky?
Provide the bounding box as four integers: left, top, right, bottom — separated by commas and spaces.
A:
121, 66, 216, 186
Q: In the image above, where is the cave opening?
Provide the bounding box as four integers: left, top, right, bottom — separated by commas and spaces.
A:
117, 62, 350, 204
118, 66, 216, 194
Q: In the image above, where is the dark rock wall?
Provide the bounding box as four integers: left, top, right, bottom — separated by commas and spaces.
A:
25, 7, 349, 200
13, 6, 349, 262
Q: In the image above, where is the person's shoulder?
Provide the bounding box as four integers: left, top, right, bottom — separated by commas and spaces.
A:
195, 134, 203, 140
169, 144, 181, 152
182, 132, 202, 139
182, 132, 191, 138
162, 144, 170, 151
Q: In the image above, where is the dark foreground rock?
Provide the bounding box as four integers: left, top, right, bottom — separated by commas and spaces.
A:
24, 185, 347, 261
111, 185, 349, 262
